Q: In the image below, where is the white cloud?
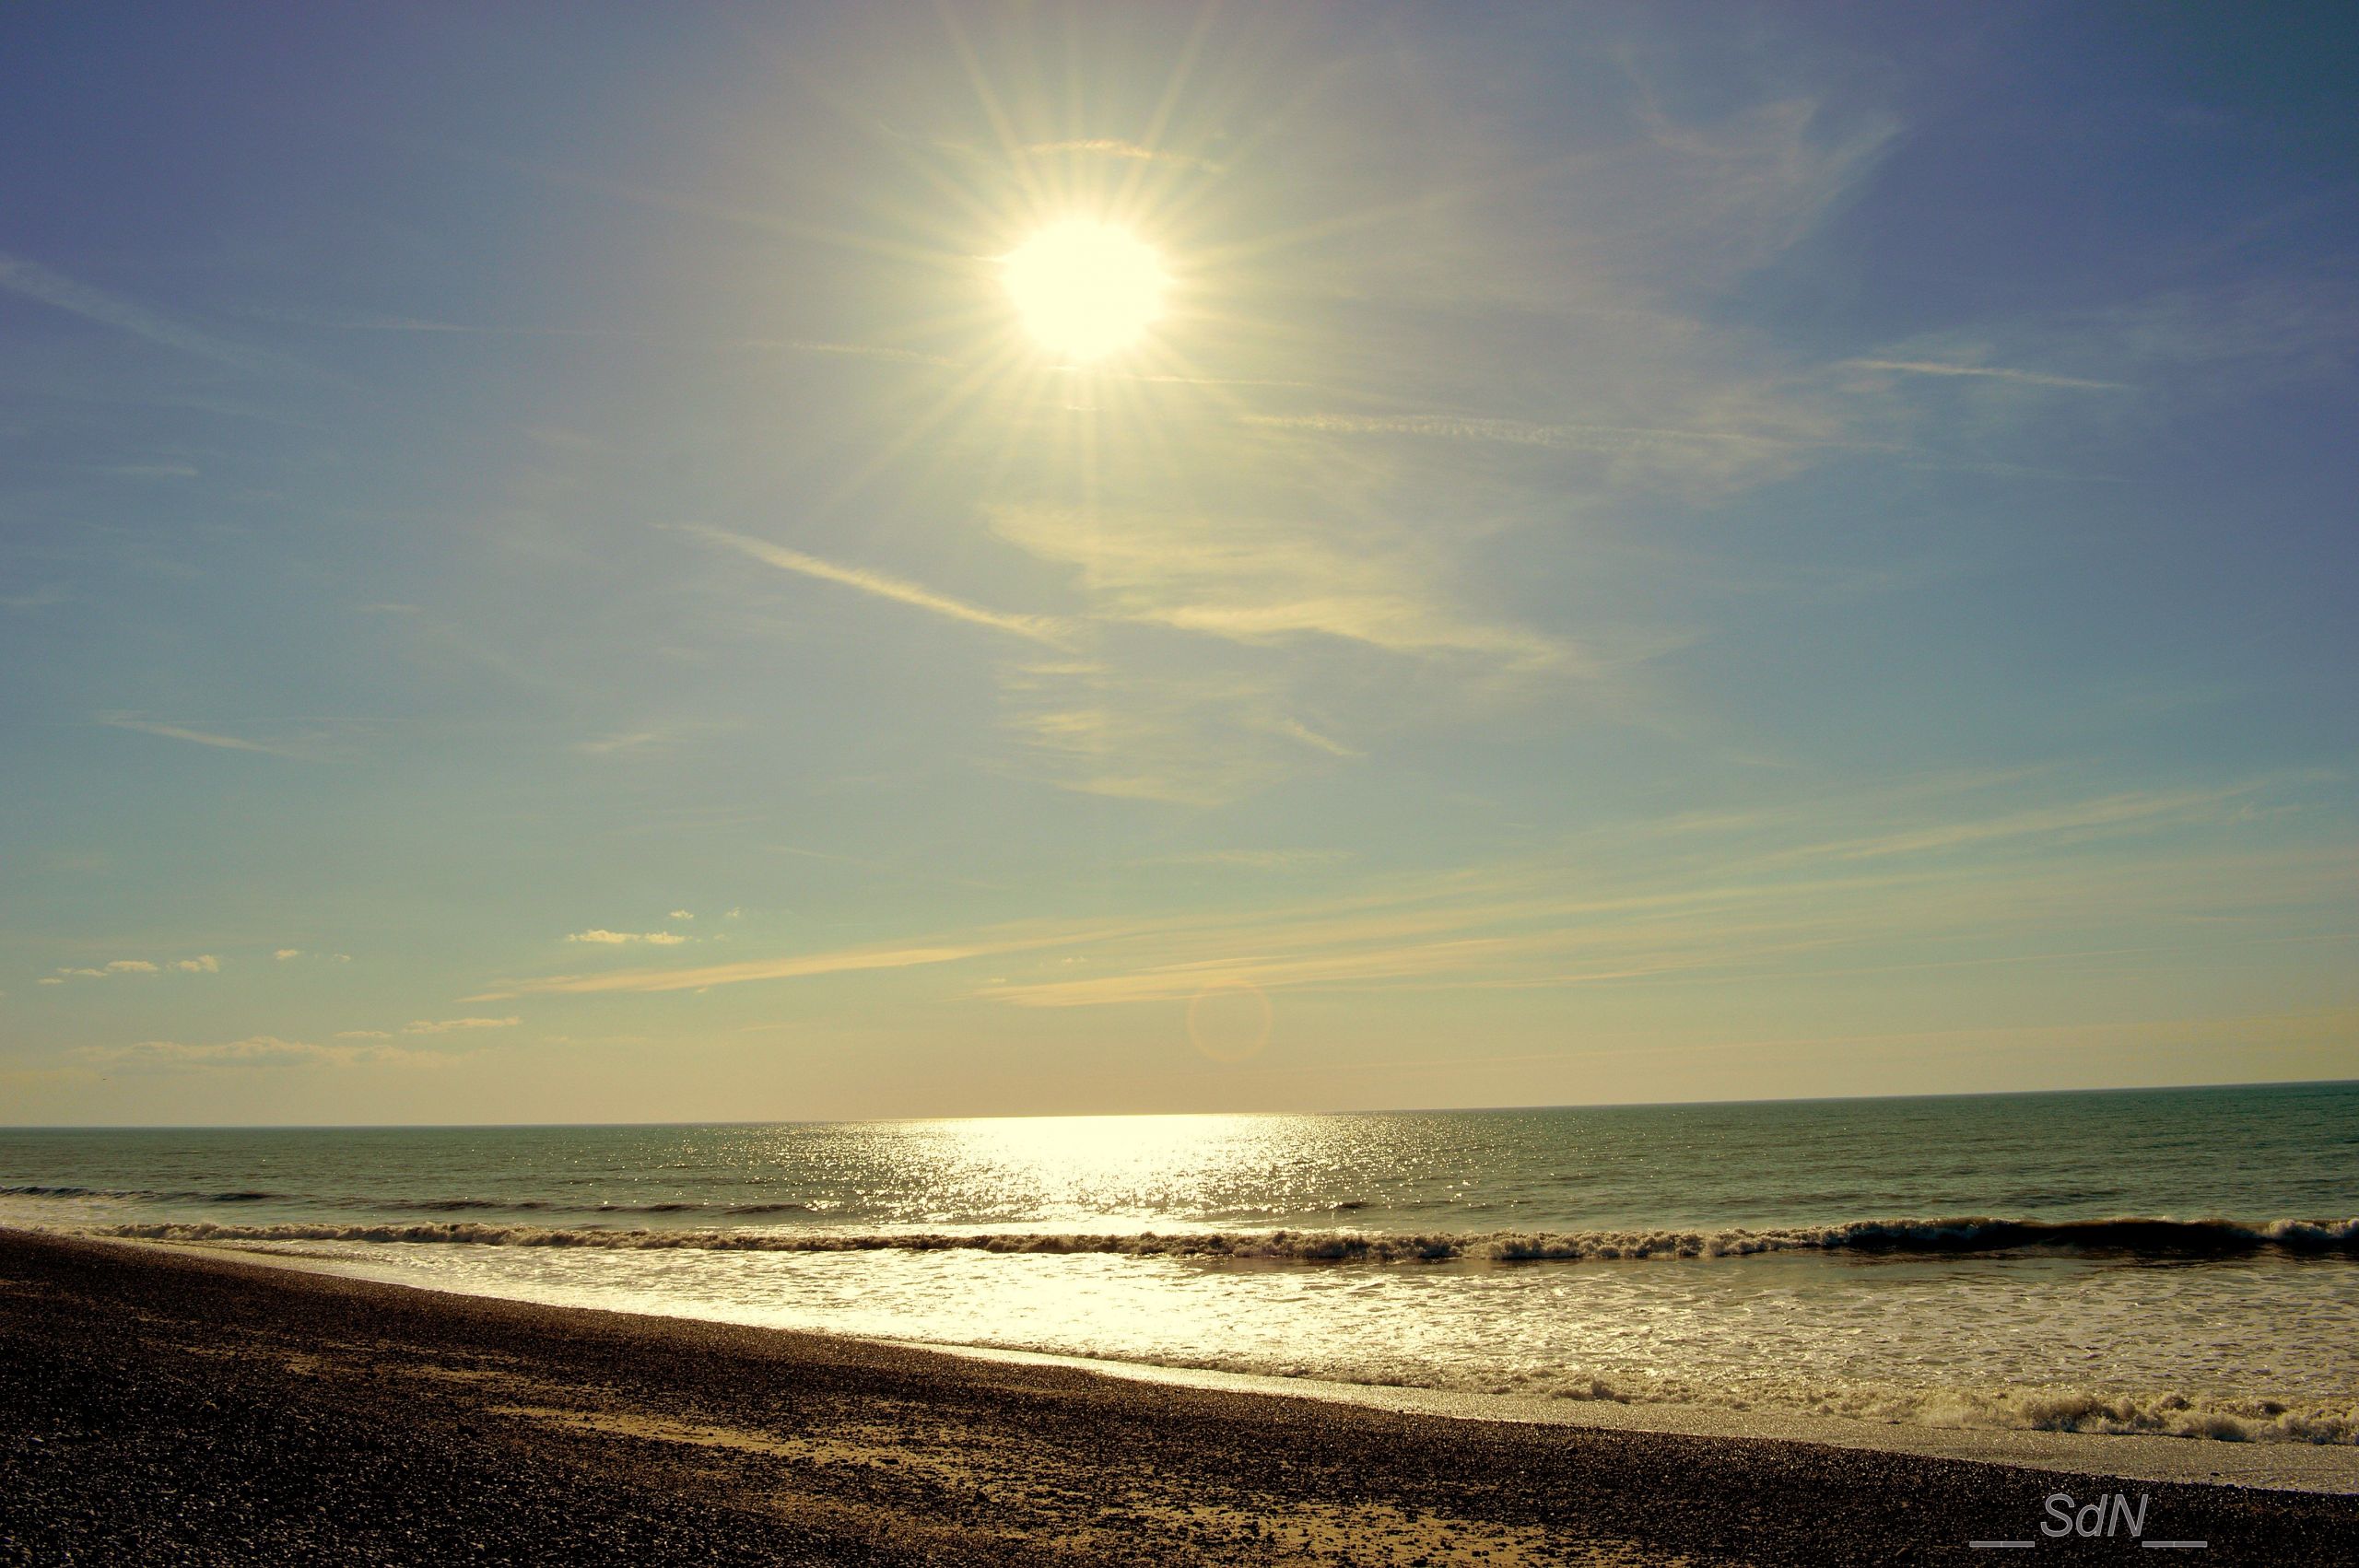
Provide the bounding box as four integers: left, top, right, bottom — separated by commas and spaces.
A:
334, 1029, 393, 1040
1238, 411, 1843, 496
566, 929, 688, 946
1841, 358, 2127, 392
669, 909, 694, 921
989, 505, 1577, 673
483, 935, 1078, 998
490, 775, 2342, 1014
771, 339, 958, 368
678, 525, 1069, 646
1149, 848, 1358, 871
1020, 138, 1225, 172
983, 781, 2337, 1009
979, 498, 1584, 804
403, 1016, 521, 1035
576, 731, 663, 755
83, 1036, 440, 1071
994, 670, 1336, 806
0, 252, 307, 378
1261, 715, 1362, 759
43, 954, 219, 983
3, 584, 70, 613
94, 712, 305, 758
571, 726, 722, 757
275, 948, 302, 960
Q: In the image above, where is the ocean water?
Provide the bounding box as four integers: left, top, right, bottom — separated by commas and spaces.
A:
5, 1082, 2355, 1445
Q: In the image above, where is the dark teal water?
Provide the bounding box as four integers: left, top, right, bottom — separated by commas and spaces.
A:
3, 1081, 2353, 1242
5, 1083, 2354, 1444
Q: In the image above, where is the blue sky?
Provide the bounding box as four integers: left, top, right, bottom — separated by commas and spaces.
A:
4, 3, 2354, 1123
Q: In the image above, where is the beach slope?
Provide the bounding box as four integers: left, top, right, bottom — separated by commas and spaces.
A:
1, 1229, 2349, 1564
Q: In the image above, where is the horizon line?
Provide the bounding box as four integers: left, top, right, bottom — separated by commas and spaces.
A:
4, 1073, 2349, 1132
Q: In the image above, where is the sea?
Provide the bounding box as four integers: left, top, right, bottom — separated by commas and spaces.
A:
4, 1081, 2354, 1446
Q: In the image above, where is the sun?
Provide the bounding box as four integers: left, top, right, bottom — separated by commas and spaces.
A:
1002, 220, 1166, 362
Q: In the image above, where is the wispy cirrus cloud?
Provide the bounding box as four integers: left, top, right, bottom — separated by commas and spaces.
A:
0, 252, 307, 379
81, 1036, 447, 1071
488, 773, 2347, 1012
979, 501, 1576, 803
1236, 393, 1884, 500
687, 498, 1578, 804
403, 1016, 520, 1035
1755, 785, 2268, 868
478, 930, 1110, 999
2, 584, 72, 613
263, 306, 957, 368
1021, 138, 1226, 173
989, 504, 1577, 673
1144, 848, 1359, 871
1243, 410, 1834, 461
573, 730, 673, 757
569, 722, 743, 758
566, 929, 688, 946
94, 713, 309, 758
994, 662, 1363, 806
675, 525, 1069, 646
767, 339, 958, 369
1846, 275, 2359, 420
984, 851, 2354, 1012
1841, 359, 2129, 392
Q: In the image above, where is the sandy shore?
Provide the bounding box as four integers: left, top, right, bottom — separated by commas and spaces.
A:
3, 1230, 2353, 1564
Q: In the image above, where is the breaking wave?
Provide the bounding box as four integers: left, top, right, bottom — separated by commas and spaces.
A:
5, 1184, 281, 1204
91, 1212, 2359, 1260
1, 1185, 811, 1218
1511, 1373, 2359, 1445
1834, 1386, 2359, 1445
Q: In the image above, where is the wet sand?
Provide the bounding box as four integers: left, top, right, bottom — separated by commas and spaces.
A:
3, 1229, 2352, 1564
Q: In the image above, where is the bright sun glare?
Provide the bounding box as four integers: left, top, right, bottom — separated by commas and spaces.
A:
1002, 219, 1166, 361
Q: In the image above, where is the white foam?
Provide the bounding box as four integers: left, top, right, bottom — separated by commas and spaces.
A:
87, 1212, 2359, 1260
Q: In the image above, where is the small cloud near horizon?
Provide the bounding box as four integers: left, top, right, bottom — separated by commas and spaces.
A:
41, 954, 217, 983
83, 1036, 448, 1071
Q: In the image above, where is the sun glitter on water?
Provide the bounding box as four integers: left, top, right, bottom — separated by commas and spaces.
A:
1002, 219, 1166, 361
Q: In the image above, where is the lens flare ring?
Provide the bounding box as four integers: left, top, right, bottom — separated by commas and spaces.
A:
1186, 978, 1273, 1064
